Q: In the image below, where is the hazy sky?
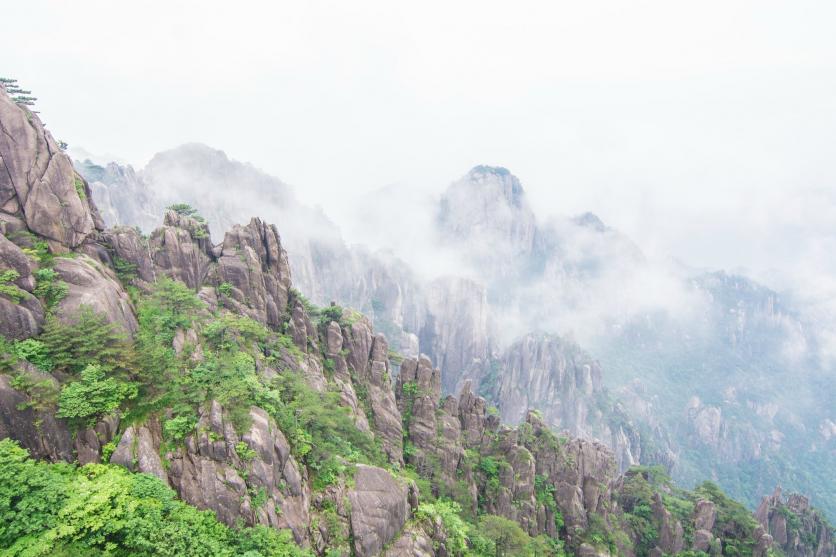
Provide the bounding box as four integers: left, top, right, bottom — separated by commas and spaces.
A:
4, 1, 836, 282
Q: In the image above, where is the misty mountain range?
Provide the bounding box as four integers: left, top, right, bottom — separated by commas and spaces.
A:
76, 143, 836, 520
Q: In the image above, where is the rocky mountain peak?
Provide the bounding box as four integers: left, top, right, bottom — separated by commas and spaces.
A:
571, 212, 608, 233
438, 166, 538, 266
0, 86, 103, 248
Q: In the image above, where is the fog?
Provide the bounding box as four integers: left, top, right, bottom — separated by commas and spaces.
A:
4, 1, 836, 282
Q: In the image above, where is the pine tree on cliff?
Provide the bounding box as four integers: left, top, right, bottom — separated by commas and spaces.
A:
0, 77, 38, 107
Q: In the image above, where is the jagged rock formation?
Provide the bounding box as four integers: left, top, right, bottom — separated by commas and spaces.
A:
757, 487, 835, 557
78, 143, 836, 523
0, 90, 103, 249
481, 333, 654, 471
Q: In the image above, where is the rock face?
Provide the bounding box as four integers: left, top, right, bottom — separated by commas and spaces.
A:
0, 232, 44, 339
213, 218, 291, 328
420, 276, 491, 394
100, 225, 156, 284
756, 487, 835, 557
53, 254, 138, 335
477, 333, 653, 472
149, 210, 214, 289
437, 165, 538, 280
395, 356, 626, 549
348, 464, 410, 557
109, 402, 313, 541
0, 86, 102, 247
0, 373, 72, 461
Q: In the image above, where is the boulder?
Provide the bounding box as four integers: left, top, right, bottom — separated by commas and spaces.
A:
349, 464, 410, 557
101, 225, 156, 284
110, 424, 168, 481
53, 254, 138, 335
693, 499, 716, 531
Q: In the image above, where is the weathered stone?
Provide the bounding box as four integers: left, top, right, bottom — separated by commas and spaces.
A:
110, 423, 167, 481
53, 254, 138, 335
0, 372, 73, 461
214, 217, 291, 328
0, 232, 44, 339
0, 88, 101, 247
693, 499, 716, 531
148, 210, 213, 289
348, 464, 410, 557
692, 529, 714, 552
101, 225, 156, 284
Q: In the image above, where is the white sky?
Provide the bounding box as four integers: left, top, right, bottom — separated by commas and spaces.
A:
4, 0, 836, 282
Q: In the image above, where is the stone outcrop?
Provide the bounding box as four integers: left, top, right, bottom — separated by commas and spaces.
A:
0, 86, 102, 248
100, 225, 156, 284
0, 372, 72, 461
213, 217, 291, 328
109, 401, 312, 542
0, 232, 44, 338
756, 487, 834, 557
53, 254, 138, 335
349, 464, 410, 557
149, 210, 214, 289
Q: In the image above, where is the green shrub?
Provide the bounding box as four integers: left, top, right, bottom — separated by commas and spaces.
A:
414, 500, 469, 555
56, 364, 138, 427
217, 282, 233, 297
12, 338, 53, 371
33, 268, 68, 310
113, 256, 138, 284
0, 269, 24, 302
73, 175, 86, 200
0, 439, 310, 556
40, 307, 134, 374
478, 514, 531, 556
163, 415, 198, 442
236, 441, 257, 463
21, 240, 52, 266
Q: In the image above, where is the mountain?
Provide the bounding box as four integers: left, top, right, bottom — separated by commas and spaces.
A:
4, 81, 835, 555
77, 146, 836, 522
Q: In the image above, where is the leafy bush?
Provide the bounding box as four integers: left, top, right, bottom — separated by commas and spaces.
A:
0, 439, 310, 556
478, 514, 531, 556
73, 175, 86, 200
113, 256, 138, 285
56, 364, 138, 427
235, 441, 257, 462
33, 268, 67, 310
0, 269, 24, 302
264, 370, 385, 489
21, 240, 52, 266
11, 338, 53, 371
414, 500, 469, 555
217, 282, 233, 297
163, 415, 198, 442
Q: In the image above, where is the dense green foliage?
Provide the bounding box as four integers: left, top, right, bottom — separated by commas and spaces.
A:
40, 307, 134, 375
56, 364, 138, 427
0, 439, 309, 557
